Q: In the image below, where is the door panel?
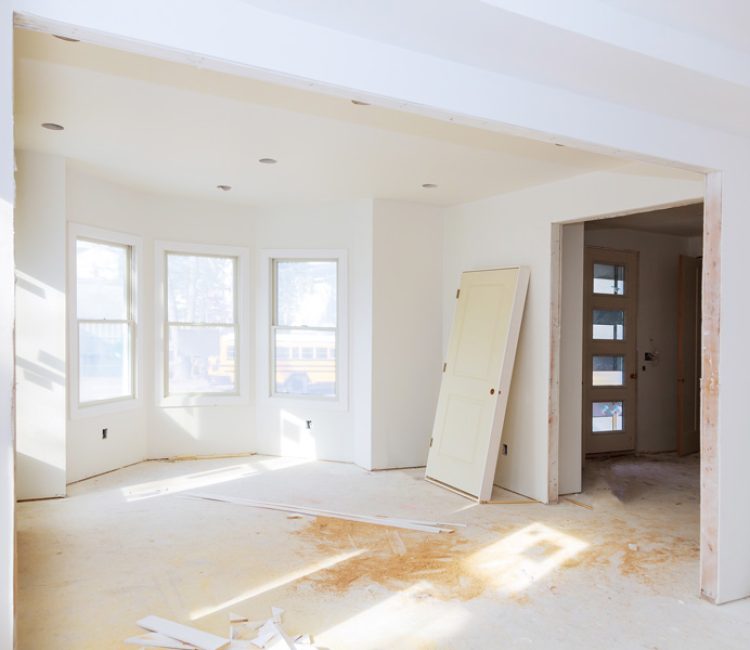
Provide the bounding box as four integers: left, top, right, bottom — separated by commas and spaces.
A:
677, 255, 701, 455
583, 247, 638, 454
426, 267, 529, 500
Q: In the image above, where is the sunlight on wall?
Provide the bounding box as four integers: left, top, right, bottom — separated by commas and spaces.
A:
465, 522, 588, 594
190, 549, 364, 620
318, 583, 471, 647
121, 464, 257, 501
15, 270, 66, 472
280, 410, 317, 458
159, 407, 201, 440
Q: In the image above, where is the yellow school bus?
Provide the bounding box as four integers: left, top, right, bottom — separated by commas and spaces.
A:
274, 330, 336, 395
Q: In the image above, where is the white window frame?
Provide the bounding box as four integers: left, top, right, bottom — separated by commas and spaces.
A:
68, 223, 143, 419
155, 240, 250, 407
260, 249, 348, 409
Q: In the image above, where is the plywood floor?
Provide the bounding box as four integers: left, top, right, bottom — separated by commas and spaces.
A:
16, 454, 750, 649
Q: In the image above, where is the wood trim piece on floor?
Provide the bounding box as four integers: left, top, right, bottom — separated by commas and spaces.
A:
700, 172, 721, 603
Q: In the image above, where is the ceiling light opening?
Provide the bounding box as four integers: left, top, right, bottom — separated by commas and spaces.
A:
216, 184, 232, 192
351, 99, 371, 106
422, 183, 438, 189
259, 158, 277, 165
53, 35, 80, 42
41, 123, 64, 131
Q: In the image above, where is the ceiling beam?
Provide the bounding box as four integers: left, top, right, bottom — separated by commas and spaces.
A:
481, 0, 750, 88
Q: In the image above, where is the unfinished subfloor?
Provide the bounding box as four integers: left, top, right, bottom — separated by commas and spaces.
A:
16, 453, 750, 649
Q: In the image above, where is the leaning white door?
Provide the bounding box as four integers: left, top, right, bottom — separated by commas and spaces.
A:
426, 267, 529, 501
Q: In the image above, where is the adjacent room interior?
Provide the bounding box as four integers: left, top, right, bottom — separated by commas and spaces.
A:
12, 23, 743, 650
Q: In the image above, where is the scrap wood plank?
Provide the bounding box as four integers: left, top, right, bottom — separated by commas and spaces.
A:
183, 492, 464, 533
125, 632, 198, 649
138, 616, 230, 650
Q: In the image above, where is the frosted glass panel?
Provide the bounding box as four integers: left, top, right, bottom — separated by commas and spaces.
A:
593, 263, 625, 295
593, 309, 625, 340
168, 325, 236, 394
593, 355, 625, 386
276, 260, 337, 328
592, 401, 624, 433
167, 254, 235, 324
79, 322, 132, 402
76, 240, 129, 320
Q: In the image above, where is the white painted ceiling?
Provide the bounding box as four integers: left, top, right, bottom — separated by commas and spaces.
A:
235, 0, 750, 138
14, 29, 630, 207
586, 202, 704, 237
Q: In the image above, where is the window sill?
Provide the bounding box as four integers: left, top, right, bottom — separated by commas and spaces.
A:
158, 394, 250, 408
268, 393, 348, 412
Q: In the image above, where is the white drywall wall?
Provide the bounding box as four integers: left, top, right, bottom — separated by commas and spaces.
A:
253, 201, 373, 467
0, 6, 14, 649
66, 168, 255, 471
584, 227, 701, 453
65, 167, 375, 472
559, 222, 583, 495
371, 200, 443, 469
443, 166, 704, 503
14, 151, 67, 498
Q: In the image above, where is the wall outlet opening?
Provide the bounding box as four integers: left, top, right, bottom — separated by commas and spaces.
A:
102, 428, 108, 440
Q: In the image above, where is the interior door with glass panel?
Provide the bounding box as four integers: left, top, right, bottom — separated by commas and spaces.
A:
583, 247, 638, 454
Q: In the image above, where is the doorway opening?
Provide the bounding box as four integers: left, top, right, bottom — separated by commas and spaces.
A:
582, 202, 704, 459
553, 199, 712, 596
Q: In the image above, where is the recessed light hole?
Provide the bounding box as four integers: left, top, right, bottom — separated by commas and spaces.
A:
422, 183, 438, 189
41, 123, 64, 131
216, 184, 232, 192
259, 158, 277, 165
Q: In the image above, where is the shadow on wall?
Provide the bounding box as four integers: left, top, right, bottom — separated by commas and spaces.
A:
15, 452, 65, 498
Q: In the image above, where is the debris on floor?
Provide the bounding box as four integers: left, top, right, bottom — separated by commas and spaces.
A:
125, 608, 322, 650
183, 491, 466, 534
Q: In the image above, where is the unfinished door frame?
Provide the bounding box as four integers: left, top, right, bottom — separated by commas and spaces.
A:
548, 177, 720, 602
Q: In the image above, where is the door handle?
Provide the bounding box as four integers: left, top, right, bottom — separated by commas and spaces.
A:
629, 373, 637, 380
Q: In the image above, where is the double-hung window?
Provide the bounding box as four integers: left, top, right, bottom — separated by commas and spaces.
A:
165, 251, 239, 396
272, 258, 340, 399
73, 228, 139, 411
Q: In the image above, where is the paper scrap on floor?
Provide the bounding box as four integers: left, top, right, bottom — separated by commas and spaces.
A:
127, 607, 321, 650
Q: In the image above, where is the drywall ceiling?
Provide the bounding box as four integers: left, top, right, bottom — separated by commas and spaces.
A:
235, 0, 750, 138
13, 30, 629, 207
586, 203, 704, 237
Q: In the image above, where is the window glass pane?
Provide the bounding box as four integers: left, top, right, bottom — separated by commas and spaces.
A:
276, 260, 337, 327
592, 401, 623, 432
274, 328, 336, 397
76, 240, 129, 320
168, 326, 236, 394
592, 355, 625, 386
167, 254, 235, 324
79, 322, 132, 402
593, 263, 625, 295
593, 309, 625, 340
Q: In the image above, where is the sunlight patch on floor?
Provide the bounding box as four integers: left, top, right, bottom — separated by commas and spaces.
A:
190, 549, 365, 621
318, 583, 472, 648
121, 464, 258, 501
465, 522, 588, 593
